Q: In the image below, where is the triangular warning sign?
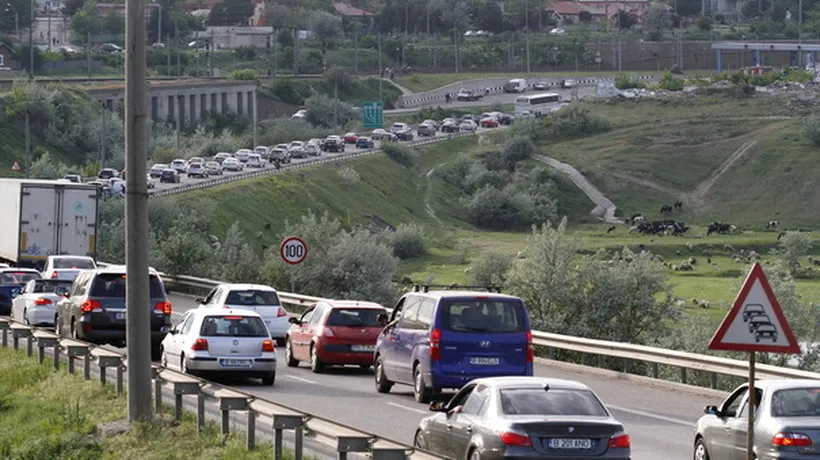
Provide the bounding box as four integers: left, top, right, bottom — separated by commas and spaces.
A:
709, 263, 800, 354
11, 162, 20, 171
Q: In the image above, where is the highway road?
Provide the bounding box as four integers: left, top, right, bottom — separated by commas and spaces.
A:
161, 293, 721, 460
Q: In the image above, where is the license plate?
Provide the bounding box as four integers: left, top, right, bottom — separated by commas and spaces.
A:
219, 359, 252, 368
114, 312, 125, 320
351, 345, 375, 352
469, 357, 500, 365
548, 438, 592, 450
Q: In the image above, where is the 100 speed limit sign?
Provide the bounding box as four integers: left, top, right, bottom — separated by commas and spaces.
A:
280, 237, 308, 265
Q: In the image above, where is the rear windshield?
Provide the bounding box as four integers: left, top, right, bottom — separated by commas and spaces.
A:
441, 299, 526, 333
225, 290, 281, 306
326, 308, 385, 327
772, 388, 820, 417
89, 273, 165, 298
33, 280, 73, 293
0, 272, 40, 285
200, 315, 268, 337
53, 257, 96, 269
500, 388, 608, 417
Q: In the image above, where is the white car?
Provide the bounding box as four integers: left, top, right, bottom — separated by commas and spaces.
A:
459, 119, 478, 131
222, 157, 243, 171
305, 143, 320, 156
307, 138, 323, 148
213, 152, 232, 164
235, 149, 252, 162
160, 307, 277, 386
253, 146, 270, 159
41, 255, 97, 281
195, 284, 290, 342
11, 279, 73, 326
204, 161, 223, 175
292, 109, 307, 119
146, 173, 156, 188
288, 141, 305, 152
171, 159, 187, 173
247, 153, 265, 168
390, 123, 410, 134
371, 128, 389, 140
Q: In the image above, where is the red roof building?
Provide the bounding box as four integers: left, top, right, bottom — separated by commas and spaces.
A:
332, 2, 374, 17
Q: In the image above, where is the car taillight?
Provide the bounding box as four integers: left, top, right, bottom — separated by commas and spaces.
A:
262, 339, 275, 352
608, 434, 630, 448
33, 297, 53, 306
154, 301, 172, 315
50, 271, 58, 279
81, 300, 101, 313
277, 308, 288, 317
191, 338, 208, 351
430, 328, 441, 361
526, 330, 534, 363
773, 432, 813, 447
500, 431, 531, 447
320, 327, 334, 337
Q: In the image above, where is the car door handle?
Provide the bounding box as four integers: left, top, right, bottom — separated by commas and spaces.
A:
446, 424, 452, 431
465, 426, 472, 433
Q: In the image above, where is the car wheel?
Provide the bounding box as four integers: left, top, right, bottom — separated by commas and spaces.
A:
413, 364, 432, 403
693, 438, 710, 460
374, 356, 393, 393
160, 348, 168, 368
468, 447, 481, 460
262, 373, 275, 386
22, 308, 29, 325
285, 339, 299, 367
181, 354, 189, 374
54, 314, 60, 334
309, 344, 325, 373
71, 318, 81, 340
414, 431, 427, 449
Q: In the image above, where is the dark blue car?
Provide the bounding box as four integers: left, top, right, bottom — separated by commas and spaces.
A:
355, 137, 375, 149
374, 286, 534, 403
0, 268, 42, 315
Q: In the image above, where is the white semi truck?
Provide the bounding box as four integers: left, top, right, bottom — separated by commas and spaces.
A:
0, 179, 99, 269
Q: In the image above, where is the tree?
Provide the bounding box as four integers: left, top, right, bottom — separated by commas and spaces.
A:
773, 231, 813, 275
28, 152, 69, 179
70, 0, 103, 42
62, 0, 86, 17
309, 11, 343, 67
578, 11, 593, 23
0, 0, 33, 35
304, 94, 357, 128
469, 250, 511, 286
390, 224, 426, 259
616, 10, 637, 29
208, 0, 254, 26
643, 4, 672, 38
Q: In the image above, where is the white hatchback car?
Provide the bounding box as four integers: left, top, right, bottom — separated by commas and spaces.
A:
196, 284, 290, 342
160, 308, 277, 385
41, 255, 97, 281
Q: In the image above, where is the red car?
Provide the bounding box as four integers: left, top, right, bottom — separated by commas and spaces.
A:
343, 132, 360, 144
284, 300, 389, 372
479, 117, 499, 128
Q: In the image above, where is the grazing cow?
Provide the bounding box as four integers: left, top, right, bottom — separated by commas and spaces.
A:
767, 220, 780, 230
674, 201, 683, 211
631, 213, 644, 222
633, 220, 689, 237
606, 225, 617, 234
707, 222, 736, 236
660, 205, 673, 214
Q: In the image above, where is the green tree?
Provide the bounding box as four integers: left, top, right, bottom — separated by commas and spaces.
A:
28, 152, 69, 179
643, 4, 672, 39
390, 224, 426, 259
0, 0, 33, 35
208, 0, 255, 26
304, 94, 357, 128
70, 0, 103, 42
773, 231, 813, 275
469, 250, 511, 286
309, 11, 343, 67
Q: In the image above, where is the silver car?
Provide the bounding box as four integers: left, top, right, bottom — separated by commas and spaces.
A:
415, 376, 631, 460
160, 307, 277, 386
695, 379, 820, 460
11, 279, 74, 326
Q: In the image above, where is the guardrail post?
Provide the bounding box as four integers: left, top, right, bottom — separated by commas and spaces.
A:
214, 390, 249, 437
336, 436, 372, 460
116, 364, 124, 396
152, 366, 162, 414
623, 358, 630, 374
64, 341, 89, 375
652, 362, 659, 379
246, 410, 255, 450
196, 394, 205, 433
711, 372, 718, 389
53, 342, 60, 370
272, 414, 303, 460
0, 320, 8, 347
33, 332, 58, 365
83, 354, 91, 380
25, 333, 33, 357
680, 367, 688, 385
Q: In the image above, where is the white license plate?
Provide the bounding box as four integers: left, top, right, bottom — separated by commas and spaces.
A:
219, 359, 252, 368
549, 438, 592, 449
114, 312, 125, 320
469, 357, 500, 365
351, 345, 375, 352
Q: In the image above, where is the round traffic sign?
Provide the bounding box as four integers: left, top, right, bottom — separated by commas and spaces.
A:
280, 237, 308, 265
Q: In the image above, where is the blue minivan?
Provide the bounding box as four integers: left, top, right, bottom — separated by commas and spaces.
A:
374, 286, 534, 403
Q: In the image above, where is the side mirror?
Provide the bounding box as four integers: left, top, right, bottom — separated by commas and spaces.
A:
168, 329, 177, 335
704, 405, 719, 416
195, 298, 205, 304
429, 401, 446, 412
55, 286, 69, 297
377, 313, 389, 327
288, 317, 300, 325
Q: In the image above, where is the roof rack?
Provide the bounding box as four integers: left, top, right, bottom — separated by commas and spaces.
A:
412, 284, 502, 294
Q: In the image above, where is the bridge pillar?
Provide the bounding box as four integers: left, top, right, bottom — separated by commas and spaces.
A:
716, 49, 722, 73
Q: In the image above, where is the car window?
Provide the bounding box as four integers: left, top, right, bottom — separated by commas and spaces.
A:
398, 297, 422, 330
180, 313, 196, 335
771, 388, 820, 417
500, 388, 608, 417
308, 306, 324, 325
461, 385, 489, 415
326, 308, 385, 327
52, 258, 96, 269
738, 387, 763, 418
722, 387, 749, 418
300, 308, 315, 324
448, 384, 475, 409
441, 298, 526, 333
0, 271, 39, 285
416, 299, 435, 330
89, 273, 165, 298
32, 280, 73, 293
199, 315, 268, 337
225, 290, 281, 306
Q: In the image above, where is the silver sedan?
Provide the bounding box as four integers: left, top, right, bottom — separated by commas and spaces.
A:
11, 279, 74, 326
695, 379, 820, 460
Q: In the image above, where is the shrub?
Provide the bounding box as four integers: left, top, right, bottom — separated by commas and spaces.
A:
259, 119, 332, 146
539, 107, 611, 142
338, 165, 361, 187
439, 154, 474, 190
465, 163, 512, 192
227, 69, 261, 80
469, 250, 512, 286
390, 223, 426, 259
614, 74, 646, 90
804, 113, 820, 146
657, 72, 685, 91
304, 94, 357, 128
464, 185, 532, 229
501, 134, 536, 170
381, 142, 416, 166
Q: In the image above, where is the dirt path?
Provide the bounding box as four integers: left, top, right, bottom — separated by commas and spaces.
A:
424, 165, 444, 225
535, 155, 623, 224
688, 140, 757, 212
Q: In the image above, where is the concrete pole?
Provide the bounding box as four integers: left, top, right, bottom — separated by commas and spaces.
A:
25, 0, 33, 179
378, 34, 382, 98
157, 4, 162, 44
252, 90, 258, 146
524, 0, 530, 74
125, 0, 152, 423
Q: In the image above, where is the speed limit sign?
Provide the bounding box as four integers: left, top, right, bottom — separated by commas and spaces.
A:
280, 237, 308, 265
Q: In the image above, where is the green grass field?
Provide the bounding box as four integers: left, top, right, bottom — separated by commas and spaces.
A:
394, 70, 658, 93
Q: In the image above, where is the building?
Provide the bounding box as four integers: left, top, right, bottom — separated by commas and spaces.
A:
332, 2, 375, 17
0, 43, 13, 70
545, 0, 648, 25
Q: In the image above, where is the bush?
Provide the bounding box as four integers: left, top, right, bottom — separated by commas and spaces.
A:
538, 107, 611, 142
464, 185, 533, 229
381, 142, 416, 166
657, 72, 685, 91
304, 94, 357, 128
465, 163, 512, 192
390, 223, 426, 259
338, 165, 361, 187
614, 74, 646, 90
227, 69, 261, 80
803, 113, 820, 145
439, 154, 474, 189
500, 134, 536, 170
469, 250, 511, 286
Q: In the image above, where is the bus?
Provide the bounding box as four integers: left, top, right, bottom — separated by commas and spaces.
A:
514, 92, 562, 117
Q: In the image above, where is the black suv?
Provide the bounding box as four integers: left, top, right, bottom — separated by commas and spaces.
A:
321, 136, 345, 153
55, 266, 172, 359
395, 129, 414, 141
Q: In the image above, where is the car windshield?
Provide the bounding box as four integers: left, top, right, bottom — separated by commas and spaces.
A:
225, 290, 281, 306
89, 273, 165, 298
199, 315, 269, 337
52, 257, 96, 269
772, 388, 820, 416
500, 388, 608, 416
32, 280, 73, 293
441, 299, 526, 333
326, 308, 385, 327
0, 271, 40, 285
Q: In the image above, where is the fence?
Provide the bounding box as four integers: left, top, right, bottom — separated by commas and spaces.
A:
0, 317, 439, 460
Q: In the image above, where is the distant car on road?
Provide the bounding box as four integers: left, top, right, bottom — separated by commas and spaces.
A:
186, 162, 210, 178
11, 278, 73, 327
41, 255, 97, 281
355, 137, 375, 148
222, 158, 244, 172
196, 284, 290, 343
0, 268, 43, 316
160, 168, 181, 183
456, 89, 483, 101
204, 161, 223, 175
150, 164, 167, 178
343, 132, 360, 144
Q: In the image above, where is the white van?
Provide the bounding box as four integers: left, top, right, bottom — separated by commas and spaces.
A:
390, 122, 410, 134
505, 78, 528, 93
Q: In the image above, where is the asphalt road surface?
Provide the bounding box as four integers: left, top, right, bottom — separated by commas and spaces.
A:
158, 293, 717, 460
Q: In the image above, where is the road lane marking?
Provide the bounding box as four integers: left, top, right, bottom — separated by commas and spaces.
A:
607, 404, 696, 427
285, 375, 317, 384
387, 402, 428, 415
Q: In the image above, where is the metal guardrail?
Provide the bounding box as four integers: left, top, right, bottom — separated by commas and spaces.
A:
0, 317, 439, 460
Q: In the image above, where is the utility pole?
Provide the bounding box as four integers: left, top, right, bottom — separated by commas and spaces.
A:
124, 0, 152, 423
101, 103, 106, 168
195, 30, 200, 76
209, 29, 214, 76
524, 0, 531, 74
86, 31, 91, 77
157, 3, 162, 44
426, 1, 430, 34
378, 34, 382, 99
175, 22, 180, 76
25, 0, 34, 179
354, 30, 359, 76
166, 24, 171, 75
252, 91, 258, 146
332, 83, 338, 128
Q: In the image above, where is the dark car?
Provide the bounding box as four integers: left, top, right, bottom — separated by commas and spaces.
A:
417, 124, 436, 137
321, 136, 345, 153
441, 121, 459, 133
0, 269, 42, 315
415, 377, 631, 460
355, 137, 375, 149
55, 266, 172, 359
159, 168, 180, 183
497, 113, 515, 125
374, 285, 534, 403
98, 168, 119, 180
395, 129, 414, 141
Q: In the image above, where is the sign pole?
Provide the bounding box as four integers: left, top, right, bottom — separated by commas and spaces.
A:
747, 351, 755, 460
